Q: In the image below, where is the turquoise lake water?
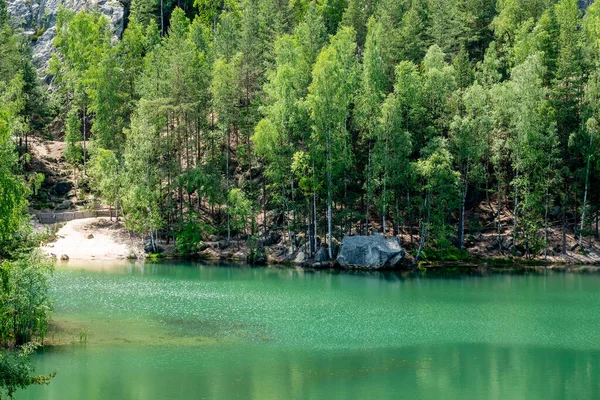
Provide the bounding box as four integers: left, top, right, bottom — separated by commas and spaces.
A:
16, 262, 600, 399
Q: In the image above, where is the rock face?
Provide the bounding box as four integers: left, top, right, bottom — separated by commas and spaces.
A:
579, 0, 594, 10
336, 234, 405, 270
55, 199, 73, 210
8, 0, 126, 76
314, 246, 329, 263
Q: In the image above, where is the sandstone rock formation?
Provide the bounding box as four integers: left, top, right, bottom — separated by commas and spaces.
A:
8, 0, 126, 77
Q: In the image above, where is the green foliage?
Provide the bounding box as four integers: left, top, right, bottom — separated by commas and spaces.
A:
0, 252, 53, 347
63, 107, 83, 166
227, 188, 253, 234
88, 147, 122, 212
0, 80, 28, 249
176, 217, 213, 256
0, 343, 55, 399
416, 138, 460, 249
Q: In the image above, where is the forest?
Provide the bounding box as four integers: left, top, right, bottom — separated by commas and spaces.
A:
2, 0, 600, 265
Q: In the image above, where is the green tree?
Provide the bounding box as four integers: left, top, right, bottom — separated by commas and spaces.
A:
414, 138, 460, 263
449, 83, 491, 249
89, 148, 123, 220
122, 106, 165, 248
308, 27, 357, 258
0, 93, 27, 248
51, 8, 112, 171
355, 17, 387, 234
211, 54, 242, 241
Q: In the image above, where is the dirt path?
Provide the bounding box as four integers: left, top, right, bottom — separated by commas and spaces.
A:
41, 218, 141, 261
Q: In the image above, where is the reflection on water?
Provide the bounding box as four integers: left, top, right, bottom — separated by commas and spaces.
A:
17, 263, 600, 399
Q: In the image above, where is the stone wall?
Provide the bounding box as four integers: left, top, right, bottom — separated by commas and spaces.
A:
33, 209, 113, 224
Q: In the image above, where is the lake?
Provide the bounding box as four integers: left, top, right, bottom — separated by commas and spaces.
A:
17, 262, 600, 399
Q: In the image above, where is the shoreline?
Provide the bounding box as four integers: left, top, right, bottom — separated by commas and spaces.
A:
38, 217, 600, 270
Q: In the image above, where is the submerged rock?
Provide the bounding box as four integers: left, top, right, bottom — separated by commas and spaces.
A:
336, 234, 405, 270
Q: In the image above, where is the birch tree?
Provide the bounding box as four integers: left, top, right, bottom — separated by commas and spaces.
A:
308, 27, 358, 258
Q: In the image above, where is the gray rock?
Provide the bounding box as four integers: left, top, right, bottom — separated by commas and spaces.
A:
293, 252, 306, 264
144, 241, 163, 254
54, 181, 71, 195
8, 0, 126, 76
55, 200, 73, 210
197, 242, 209, 252
259, 232, 280, 247
337, 234, 405, 270
312, 261, 331, 269
579, 0, 594, 11
314, 246, 328, 262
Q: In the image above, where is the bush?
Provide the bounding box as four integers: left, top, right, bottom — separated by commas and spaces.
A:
175, 217, 213, 257
0, 251, 53, 346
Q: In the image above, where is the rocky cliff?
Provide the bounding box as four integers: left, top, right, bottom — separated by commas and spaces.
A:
7, 0, 126, 76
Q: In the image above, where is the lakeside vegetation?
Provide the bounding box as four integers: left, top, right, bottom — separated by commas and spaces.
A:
1, 4, 55, 396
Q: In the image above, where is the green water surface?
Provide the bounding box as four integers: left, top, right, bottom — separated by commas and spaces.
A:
16, 263, 600, 399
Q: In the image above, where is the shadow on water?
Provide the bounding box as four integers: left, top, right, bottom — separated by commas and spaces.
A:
60, 258, 600, 281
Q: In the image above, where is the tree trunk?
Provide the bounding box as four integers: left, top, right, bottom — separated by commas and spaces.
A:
313, 187, 317, 256
326, 129, 333, 260
544, 182, 550, 260
459, 163, 469, 251
82, 103, 87, 173
579, 135, 593, 247
497, 177, 502, 253
562, 202, 567, 255
365, 145, 371, 235
327, 184, 332, 259
513, 167, 519, 251
307, 200, 312, 255
459, 189, 466, 251
408, 189, 412, 244
414, 194, 430, 265
382, 132, 389, 237
160, 0, 164, 34
226, 126, 231, 243
262, 178, 267, 236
